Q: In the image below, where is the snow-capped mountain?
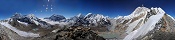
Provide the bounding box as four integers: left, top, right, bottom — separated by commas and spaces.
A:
44, 14, 66, 21
110, 7, 175, 40
67, 13, 111, 27
9, 13, 51, 28
124, 7, 165, 40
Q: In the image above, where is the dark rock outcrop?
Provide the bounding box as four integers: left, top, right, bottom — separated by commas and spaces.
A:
54, 26, 105, 40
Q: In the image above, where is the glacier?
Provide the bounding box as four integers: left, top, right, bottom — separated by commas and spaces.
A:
0, 22, 40, 37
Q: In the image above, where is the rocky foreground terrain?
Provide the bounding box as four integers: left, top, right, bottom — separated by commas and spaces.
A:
0, 22, 105, 40
35, 26, 105, 40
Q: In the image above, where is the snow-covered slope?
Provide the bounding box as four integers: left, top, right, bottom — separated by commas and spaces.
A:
125, 7, 149, 33
124, 7, 165, 40
125, 18, 142, 33
124, 11, 165, 40
0, 22, 40, 37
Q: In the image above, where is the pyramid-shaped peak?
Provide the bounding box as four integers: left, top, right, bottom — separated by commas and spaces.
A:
76, 13, 84, 18
77, 13, 84, 17
44, 14, 66, 21
13, 12, 22, 16
129, 7, 150, 16
50, 14, 65, 18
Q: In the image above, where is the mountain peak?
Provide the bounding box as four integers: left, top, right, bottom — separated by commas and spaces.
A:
44, 14, 66, 21
76, 13, 84, 18
77, 13, 82, 17
52, 14, 58, 16
12, 13, 23, 19
121, 7, 166, 20
26, 14, 38, 20
131, 7, 150, 15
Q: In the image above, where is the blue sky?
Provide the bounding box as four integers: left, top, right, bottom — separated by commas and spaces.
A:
0, 0, 175, 20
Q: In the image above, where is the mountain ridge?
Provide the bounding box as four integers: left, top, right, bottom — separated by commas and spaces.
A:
1, 7, 175, 40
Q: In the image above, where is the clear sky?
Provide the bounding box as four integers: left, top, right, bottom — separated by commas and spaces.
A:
0, 0, 175, 20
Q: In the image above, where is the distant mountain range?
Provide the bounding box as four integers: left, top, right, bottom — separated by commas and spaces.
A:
0, 7, 175, 40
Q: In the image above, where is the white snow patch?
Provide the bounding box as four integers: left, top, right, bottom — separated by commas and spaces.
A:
124, 10, 165, 40
52, 28, 60, 33
0, 22, 40, 37
32, 20, 39, 25
126, 12, 148, 34
17, 20, 28, 26
126, 18, 142, 33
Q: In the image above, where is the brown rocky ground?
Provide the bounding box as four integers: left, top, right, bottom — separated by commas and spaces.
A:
34, 26, 105, 40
